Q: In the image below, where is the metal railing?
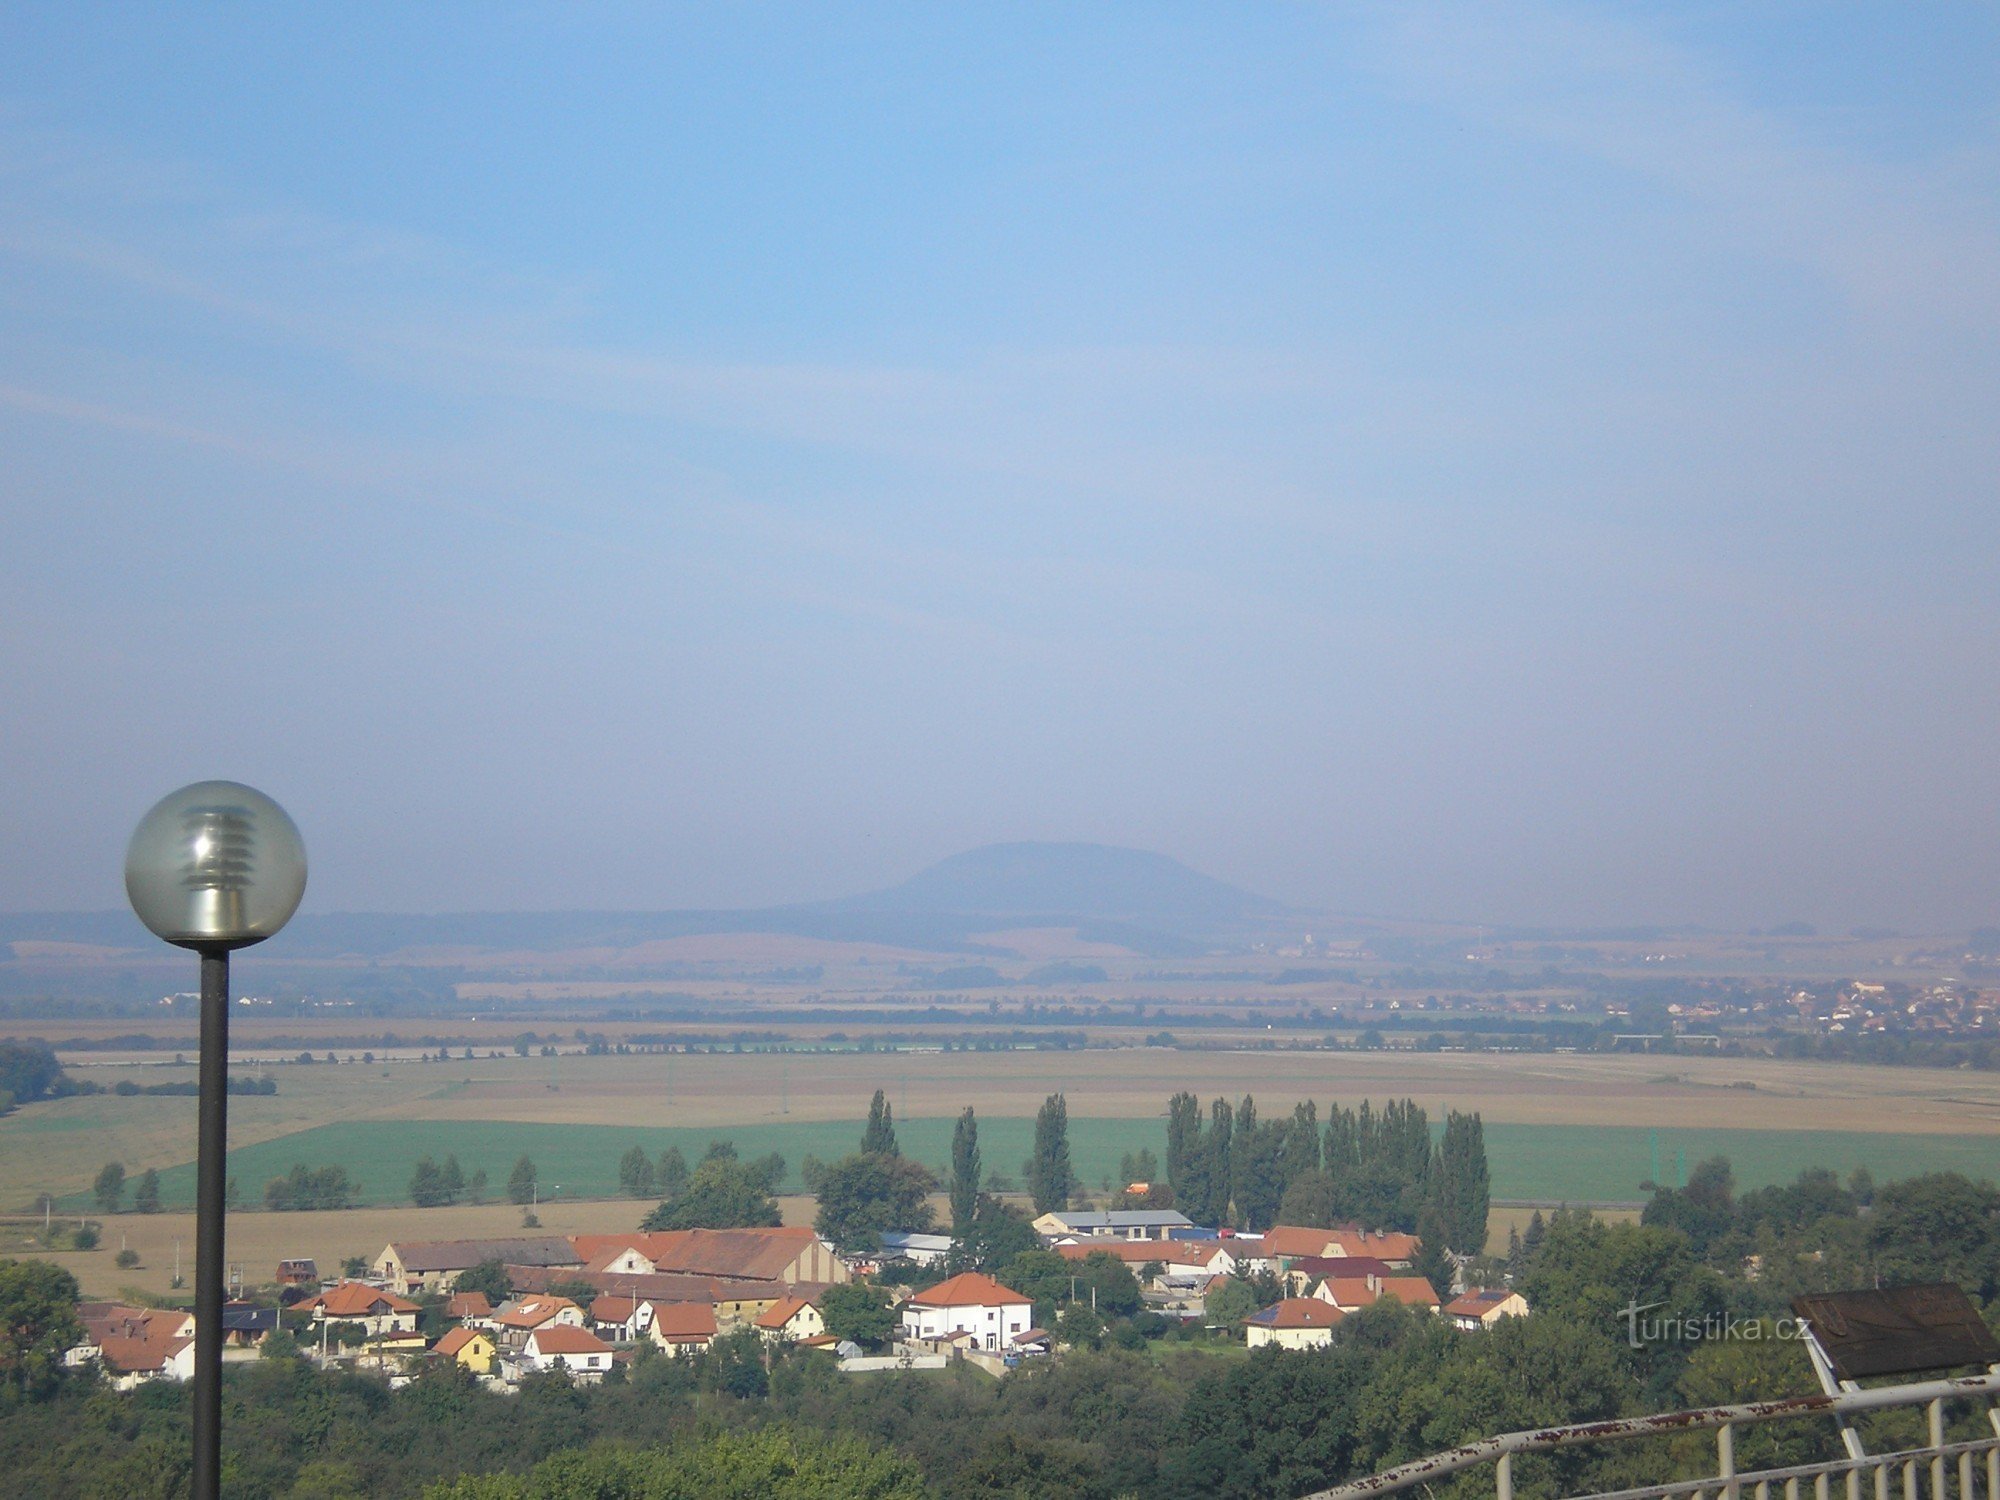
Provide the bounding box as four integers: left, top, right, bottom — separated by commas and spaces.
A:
1304, 1372, 2000, 1500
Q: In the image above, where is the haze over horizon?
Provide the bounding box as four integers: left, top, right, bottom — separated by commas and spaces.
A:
4, 6, 1998, 932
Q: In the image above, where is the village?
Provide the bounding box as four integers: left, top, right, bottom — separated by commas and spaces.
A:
62, 1207, 1527, 1391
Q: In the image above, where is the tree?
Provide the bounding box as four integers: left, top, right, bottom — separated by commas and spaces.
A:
410, 1156, 458, 1207
1203, 1096, 1235, 1227
453, 1259, 512, 1305
1278, 1170, 1338, 1228
507, 1155, 537, 1206
1068, 1250, 1143, 1317
1414, 1207, 1453, 1298
618, 1146, 657, 1198
746, 1152, 787, 1195
1166, 1092, 1202, 1202
420, 1427, 927, 1499
265, 1165, 358, 1211
1434, 1110, 1491, 1256
1029, 1093, 1076, 1214
1203, 1274, 1257, 1328
1642, 1155, 1739, 1260
1056, 1302, 1104, 1350
701, 1326, 769, 1399
861, 1089, 899, 1157
656, 1147, 689, 1201
92, 1162, 125, 1214
953, 1195, 1040, 1274
1231, 1095, 1261, 1227
820, 1281, 898, 1349
949, 1107, 981, 1235
1118, 1147, 1160, 1187
1232, 1097, 1288, 1231
132, 1168, 161, 1214
1868, 1173, 2000, 1298
814, 1154, 937, 1253
0, 1041, 68, 1108
641, 1156, 782, 1231
0, 1258, 82, 1402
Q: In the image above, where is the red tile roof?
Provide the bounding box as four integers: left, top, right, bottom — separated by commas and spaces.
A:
1287, 1255, 1394, 1281
1258, 1226, 1338, 1258
493, 1295, 580, 1329
651, 1303, 718, 1342
96, 1329, 193, 1374
755, 1294, 816, 1330
1373, 1276, 1441, 1308
528, 1324, 613, 1356
1250, 1297, 1346, 1329
306, 1282, 419, 1318
907, 1272, 1030, 1308
433, 1327, 490, 1357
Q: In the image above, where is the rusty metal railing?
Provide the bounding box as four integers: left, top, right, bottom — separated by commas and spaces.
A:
1302, 1372, 2000, 1500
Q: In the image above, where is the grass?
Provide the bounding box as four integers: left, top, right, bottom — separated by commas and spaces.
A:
57, 1117, 2000, 1214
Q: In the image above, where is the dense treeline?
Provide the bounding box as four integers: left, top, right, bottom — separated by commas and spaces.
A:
1164, 1094, 1488, 1253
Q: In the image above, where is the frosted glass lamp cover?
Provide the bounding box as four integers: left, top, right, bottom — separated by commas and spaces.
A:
125, 781, 307, 948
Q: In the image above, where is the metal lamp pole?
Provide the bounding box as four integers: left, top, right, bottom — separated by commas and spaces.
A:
126, 782, 306, 1500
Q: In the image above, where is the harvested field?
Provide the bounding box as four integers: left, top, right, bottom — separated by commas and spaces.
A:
0, 1194, 821, 1302
37, 1115, 2000, 1217
9, 1045, 2000, 1211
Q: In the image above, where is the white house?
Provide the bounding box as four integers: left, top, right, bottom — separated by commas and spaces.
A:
491, 1295, 585, 1350
519, 1324, 615, 1381
299, 1282, 421, 1338
648, 1301, 718, 1356
588, 1294, 655, 1342
900, 1272, 1033, 1353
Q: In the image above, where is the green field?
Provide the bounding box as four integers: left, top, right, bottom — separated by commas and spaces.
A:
66, 1117, 2000, 1212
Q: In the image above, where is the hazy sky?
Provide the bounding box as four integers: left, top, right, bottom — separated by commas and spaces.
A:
3, 4, 1998, 930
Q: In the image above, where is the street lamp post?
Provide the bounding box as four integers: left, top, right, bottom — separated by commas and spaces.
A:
125, 782, 306, 1500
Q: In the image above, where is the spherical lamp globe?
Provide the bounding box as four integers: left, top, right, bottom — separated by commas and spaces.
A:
125, 781, 308, 949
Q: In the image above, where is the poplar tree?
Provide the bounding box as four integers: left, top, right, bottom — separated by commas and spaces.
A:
1230, 1095, 1259, 1223
656, 1147, 689, 1200
1434, 1109, 1491, 1256
1029, 1092, 1075, 1213
1166, 1091, 1202, 1200
949, 1106, 981, 1235
861, 1089, 899, 1157
1204, 1097, 1234, 1227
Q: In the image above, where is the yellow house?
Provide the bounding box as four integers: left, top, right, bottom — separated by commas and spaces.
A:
754, 1294, 827, 1344
433, 1326, 498, 1375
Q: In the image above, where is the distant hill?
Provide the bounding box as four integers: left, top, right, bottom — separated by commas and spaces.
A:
827, 841, 1281, 922
0, 844, 1279, 965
